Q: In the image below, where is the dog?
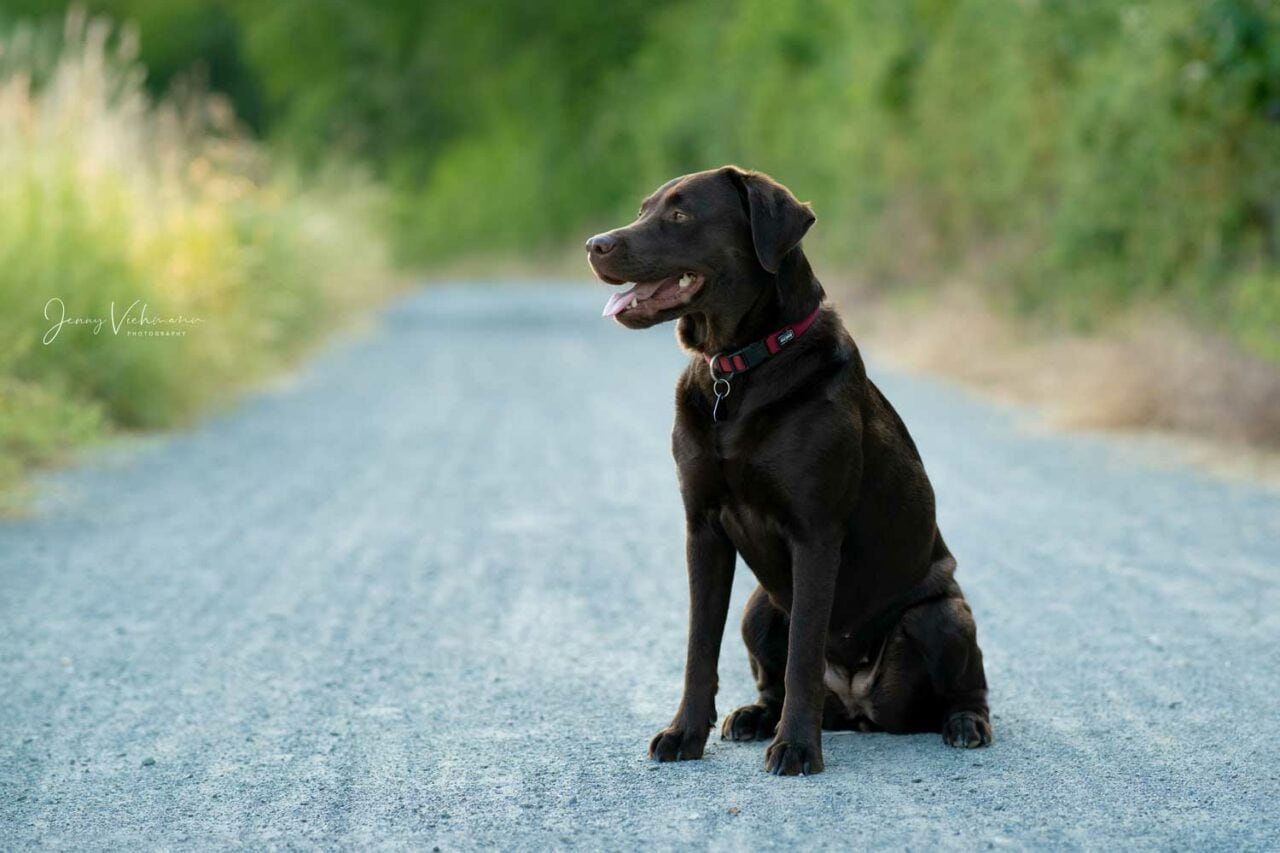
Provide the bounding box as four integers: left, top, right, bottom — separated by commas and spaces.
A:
585, 166, 992, 776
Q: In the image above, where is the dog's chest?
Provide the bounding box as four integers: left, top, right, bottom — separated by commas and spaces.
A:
684, 426, 805, 588
715, 479, 793, 593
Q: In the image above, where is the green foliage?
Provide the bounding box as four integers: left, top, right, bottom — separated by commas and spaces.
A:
0, 376, 104, 507
3, 0, 1278, 360
0, 0, 267, 126
0, 12, 392, 497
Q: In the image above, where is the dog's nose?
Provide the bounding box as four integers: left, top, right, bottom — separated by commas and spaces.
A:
585, 233, 618, 255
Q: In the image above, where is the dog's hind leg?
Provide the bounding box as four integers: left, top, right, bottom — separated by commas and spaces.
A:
721, 585, 787, 742
901, 595, 993, 748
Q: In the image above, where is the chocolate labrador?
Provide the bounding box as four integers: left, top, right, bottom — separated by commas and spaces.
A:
585, 166, 992, 776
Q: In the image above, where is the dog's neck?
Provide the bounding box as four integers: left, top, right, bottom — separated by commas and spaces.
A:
677, 249, 825, 356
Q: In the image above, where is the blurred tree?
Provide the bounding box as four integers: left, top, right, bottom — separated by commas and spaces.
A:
0, 0, 266, 128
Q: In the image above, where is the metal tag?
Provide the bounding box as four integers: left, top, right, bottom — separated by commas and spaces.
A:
712, 377, 731, 422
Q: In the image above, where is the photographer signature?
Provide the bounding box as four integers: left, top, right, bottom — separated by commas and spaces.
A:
43, 297, 204, 344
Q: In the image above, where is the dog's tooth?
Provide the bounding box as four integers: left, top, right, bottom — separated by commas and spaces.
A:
679, 273, 693, 289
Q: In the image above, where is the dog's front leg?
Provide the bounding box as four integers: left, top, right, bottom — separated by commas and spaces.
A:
765, 538, 840, 775
649, 518, 735, 762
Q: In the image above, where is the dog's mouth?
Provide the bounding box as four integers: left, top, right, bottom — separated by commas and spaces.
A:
599, 273, 706, 320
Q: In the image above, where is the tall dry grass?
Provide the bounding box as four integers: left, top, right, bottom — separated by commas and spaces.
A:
842, 279, 1280, 479
0, 11, 394, 502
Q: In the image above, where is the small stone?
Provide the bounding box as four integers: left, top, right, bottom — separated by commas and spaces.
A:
141, 757, 156, 767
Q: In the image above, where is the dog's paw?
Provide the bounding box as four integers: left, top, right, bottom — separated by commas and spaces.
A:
649, 724, 710, 762
763, 738, 824, 776
721, 703, 780, 742
942, 710, 993, 748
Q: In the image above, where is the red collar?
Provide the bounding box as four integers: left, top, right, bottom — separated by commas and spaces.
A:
705, 304, 823, 377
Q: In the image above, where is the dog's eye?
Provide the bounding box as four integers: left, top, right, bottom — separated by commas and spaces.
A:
671, 210, 689, 222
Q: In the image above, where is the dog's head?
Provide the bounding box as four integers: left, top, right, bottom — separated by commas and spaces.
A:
586, 166, 816, 331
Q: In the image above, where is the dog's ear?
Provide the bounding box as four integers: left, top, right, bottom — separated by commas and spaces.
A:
725, 166, 816, 274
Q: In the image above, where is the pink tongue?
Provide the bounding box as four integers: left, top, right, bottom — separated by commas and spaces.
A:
601, 280, 668, 318
602, 287, 634, 317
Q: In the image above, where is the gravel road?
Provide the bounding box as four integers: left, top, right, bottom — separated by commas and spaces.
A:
3, 283, 1278, 850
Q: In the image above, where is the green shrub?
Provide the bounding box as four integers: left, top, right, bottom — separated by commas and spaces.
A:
0, 11, 392, 496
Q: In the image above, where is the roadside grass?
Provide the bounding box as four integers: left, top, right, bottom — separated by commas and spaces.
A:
0, 12, 395, 508
839, 276, 1280, 479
